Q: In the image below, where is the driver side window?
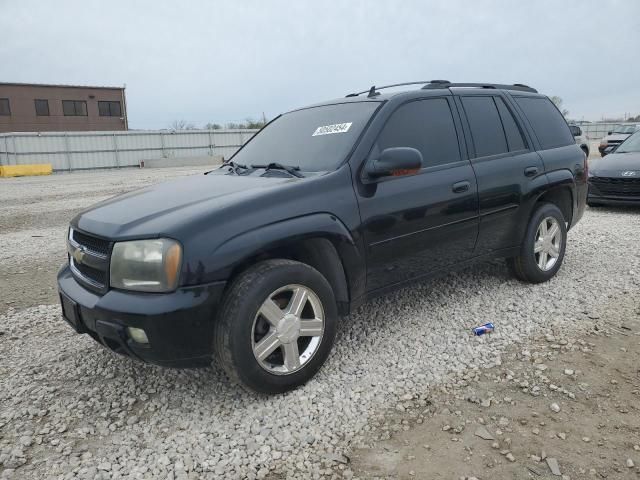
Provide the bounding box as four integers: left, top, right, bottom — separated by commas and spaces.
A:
374, 98, 461, 168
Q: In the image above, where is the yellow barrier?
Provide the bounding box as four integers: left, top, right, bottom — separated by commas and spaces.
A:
0, 164, 53, 178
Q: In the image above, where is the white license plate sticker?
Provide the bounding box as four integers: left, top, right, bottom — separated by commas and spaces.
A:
312, 122, 352, 136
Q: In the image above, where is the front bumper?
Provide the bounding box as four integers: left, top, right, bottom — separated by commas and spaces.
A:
57, 265, 226, 368
588, 183, 640, 207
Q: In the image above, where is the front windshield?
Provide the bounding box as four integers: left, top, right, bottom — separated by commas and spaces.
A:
616, 131, 640, 153
613, 125, 635, 134
231, 102, 380, 172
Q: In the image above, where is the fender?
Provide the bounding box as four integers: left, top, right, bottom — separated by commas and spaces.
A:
545, 168, 576, 191
188, 213, 366, 302
518, 169, 575, 233
543, 169, 576, 219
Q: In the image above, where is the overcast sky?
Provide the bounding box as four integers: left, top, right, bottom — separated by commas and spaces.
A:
2, 0, 638, 129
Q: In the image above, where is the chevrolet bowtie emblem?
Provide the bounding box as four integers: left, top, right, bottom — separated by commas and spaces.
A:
622, 171, 637, 176
73, 246, 86, 264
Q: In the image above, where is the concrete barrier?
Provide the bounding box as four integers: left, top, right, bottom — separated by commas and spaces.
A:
0, 164, 53, 178
139, 155, 224, 169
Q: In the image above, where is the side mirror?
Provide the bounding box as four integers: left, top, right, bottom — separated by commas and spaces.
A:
569, 125, 581, 137
366, 147, 423, 179
607, 131, 612, 135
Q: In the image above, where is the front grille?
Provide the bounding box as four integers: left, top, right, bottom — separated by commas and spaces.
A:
69, 229, 112, 291
590, 177, 640, 197
72, 230, 111, 256
72, 259, 107, 286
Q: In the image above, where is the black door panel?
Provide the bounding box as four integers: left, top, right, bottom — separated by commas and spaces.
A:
473, 151, 546, 254
360, 165, 478, 290
456, 93, 547, 255
353, 96, 479, 292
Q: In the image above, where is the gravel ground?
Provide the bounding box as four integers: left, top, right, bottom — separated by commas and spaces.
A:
1, 168, 640, 479
351, 292, 640, 479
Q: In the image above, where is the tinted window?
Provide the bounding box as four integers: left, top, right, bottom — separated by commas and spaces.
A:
98, 101, 121, 117
461, 96, 508, 157
514, 97, 574, 149
232, 102, 380, 172
34, 99, 49, 116
62, 100, 87, 116
495, 97, 527, 151
0, 98, 10, 116
375, 98, 460, 167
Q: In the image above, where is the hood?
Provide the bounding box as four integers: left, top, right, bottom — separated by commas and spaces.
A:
590, 151, 640, 177
73, 172, 299, 238
603, 133, 631, 143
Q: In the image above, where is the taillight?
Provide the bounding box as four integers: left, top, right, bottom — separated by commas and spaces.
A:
584, 151, 589, 180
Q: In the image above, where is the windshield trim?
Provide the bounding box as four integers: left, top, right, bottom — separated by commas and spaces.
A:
335, 101, 386, 170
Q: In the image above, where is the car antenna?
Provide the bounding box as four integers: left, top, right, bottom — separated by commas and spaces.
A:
367, 86, 380, 98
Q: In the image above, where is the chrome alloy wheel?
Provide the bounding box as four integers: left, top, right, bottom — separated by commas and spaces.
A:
534, 216, 562, 271
251, 284, 325, 375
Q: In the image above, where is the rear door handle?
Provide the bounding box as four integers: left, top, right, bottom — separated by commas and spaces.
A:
452, 180, 470, 193
524, 166, 539, 177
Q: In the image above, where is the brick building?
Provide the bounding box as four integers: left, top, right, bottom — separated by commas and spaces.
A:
0, 82, 127, 132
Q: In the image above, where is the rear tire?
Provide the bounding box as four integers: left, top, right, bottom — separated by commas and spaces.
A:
508, 203, 567, 283
213, 259, 338, 394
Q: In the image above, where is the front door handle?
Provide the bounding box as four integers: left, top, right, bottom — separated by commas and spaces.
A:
524, 166, 539, 177
452, 180, 470, 193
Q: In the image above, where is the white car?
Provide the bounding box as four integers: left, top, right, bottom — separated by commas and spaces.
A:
599, 124, 640, 156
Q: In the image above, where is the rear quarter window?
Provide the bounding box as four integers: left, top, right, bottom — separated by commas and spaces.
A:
514, 97, 574, 150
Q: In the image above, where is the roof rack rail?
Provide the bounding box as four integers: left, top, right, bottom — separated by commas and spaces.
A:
345, 81, 434, 98
346, 80, 537, 98
422, 81, 538, 93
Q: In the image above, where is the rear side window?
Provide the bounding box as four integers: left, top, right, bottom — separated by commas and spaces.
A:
514, 97, 574, 149
495, 97, 527, 151
375, 98, 461, 167
460, 96, 508, 157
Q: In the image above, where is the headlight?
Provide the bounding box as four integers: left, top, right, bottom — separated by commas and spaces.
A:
110, 239, 182, 292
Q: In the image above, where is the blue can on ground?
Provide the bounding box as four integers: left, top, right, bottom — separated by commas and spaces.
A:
472, 322, 495, 336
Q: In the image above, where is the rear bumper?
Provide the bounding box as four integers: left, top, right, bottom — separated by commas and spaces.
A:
57, 265, 226, 368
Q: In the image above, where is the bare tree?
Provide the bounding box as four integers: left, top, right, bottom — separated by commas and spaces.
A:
550, 96, 569, 118
204, 117, 269, 130
169, 119, 196, 131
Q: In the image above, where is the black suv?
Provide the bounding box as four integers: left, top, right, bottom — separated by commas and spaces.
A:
58, 80, 587, 393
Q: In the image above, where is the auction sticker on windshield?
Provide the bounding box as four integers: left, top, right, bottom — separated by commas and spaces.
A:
312, 122, 352, 136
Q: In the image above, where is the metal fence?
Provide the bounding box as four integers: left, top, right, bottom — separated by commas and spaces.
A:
0, 129, 258, 171
576, 122, 638, 141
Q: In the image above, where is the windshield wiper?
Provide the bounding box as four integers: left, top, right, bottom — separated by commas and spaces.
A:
250, 162, 304, 178
214, 160, 249, 175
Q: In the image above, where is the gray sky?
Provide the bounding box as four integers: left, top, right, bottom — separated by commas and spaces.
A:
2, 0, 639, 129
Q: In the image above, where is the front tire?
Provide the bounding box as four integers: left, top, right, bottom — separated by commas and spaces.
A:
213, 259, 338, 394
508, 203, 567, 283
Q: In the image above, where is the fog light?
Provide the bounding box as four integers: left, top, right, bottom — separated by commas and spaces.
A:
127, 327, 149, 344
